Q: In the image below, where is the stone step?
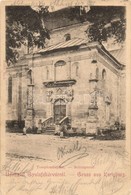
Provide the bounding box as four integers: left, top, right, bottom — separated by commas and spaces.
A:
43, 129, 55, 135
46, 128, 55, 132
46, 126, 55, 130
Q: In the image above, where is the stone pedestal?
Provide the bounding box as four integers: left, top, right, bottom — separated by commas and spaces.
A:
88, 105, 98, 121
37, 119, 42, 134
86, 122, 98, 135
25, 109, 35, 129
55, 124, 61, 134
86, 105, 98, 135
37, 129, 42, 134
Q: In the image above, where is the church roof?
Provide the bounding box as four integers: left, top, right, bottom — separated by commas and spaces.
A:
109, 48, 126, 65
36, 38, 87, 54
35, 38, 124, 70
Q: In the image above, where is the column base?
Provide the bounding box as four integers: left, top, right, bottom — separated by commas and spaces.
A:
25, 109, 35, 129
37, 130, 42, 134
86, 121, 98, 135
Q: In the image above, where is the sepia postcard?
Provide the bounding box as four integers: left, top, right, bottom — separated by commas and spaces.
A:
0, 0, 131, 194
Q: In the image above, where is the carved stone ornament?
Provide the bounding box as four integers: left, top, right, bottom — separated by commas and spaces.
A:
105, 95, 111, 105
89, 91, 98, 107
46, 88, 74, 103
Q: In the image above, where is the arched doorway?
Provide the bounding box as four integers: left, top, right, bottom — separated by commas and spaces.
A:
54, 99, 66, 123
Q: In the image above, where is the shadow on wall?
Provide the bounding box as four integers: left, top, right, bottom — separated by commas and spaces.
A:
6, 120, 25, 133
6, 120, 39, 134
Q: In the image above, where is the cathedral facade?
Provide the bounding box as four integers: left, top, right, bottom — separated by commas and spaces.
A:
6, 17, 126, 134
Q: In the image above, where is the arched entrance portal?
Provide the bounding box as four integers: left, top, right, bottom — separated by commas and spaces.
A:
54, 99, 66, 123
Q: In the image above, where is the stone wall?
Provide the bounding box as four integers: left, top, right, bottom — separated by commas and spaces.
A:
6, 45, 125, 132
6, 67, 28, 122
29, 47, 121, 130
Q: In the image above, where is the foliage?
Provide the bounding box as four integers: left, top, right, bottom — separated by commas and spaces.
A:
6, 6, 50, 65
6, 6, 126, 65
85, 6, 126, 43
69, 6, 126, 43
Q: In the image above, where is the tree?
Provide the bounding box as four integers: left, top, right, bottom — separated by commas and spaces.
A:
68, 6, 126, 43
6, 6, 50, 65
85, 6, 126, 43
6, 6, 126, 65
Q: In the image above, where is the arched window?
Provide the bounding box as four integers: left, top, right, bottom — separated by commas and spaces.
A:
8, 77, 12, 103
27, 69, 32, 84
46, 67, 49, 80
64, 33, 71, 41
76, 65, 79, 76
102, 69, 106, 89
102, 69, 106, 80
72, 62, 79, 77
96, 67, 99, 80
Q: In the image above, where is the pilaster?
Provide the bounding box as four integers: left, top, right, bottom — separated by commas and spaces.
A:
25, 84, 35, 129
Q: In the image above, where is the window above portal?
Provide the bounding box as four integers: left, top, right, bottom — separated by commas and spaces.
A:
54, 60, 67, 81
55, 60, 66, 67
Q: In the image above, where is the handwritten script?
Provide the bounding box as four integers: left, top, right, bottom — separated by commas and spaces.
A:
10, 0, 94, 6
0, 159, 34, 176
1, 144, 129, 195
57, 140, 88, 167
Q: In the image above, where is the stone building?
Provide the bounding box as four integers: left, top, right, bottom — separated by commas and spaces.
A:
6, 8, 126, 134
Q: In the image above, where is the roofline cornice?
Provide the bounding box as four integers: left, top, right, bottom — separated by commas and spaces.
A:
13, 41, 124, 71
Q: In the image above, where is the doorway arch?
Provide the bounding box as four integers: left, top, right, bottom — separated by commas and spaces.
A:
54, 99, 66, 123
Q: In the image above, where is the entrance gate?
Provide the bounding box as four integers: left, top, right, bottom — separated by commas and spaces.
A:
54, 99, 66, 123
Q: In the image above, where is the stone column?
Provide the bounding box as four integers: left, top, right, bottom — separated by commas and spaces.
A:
18, 73, 22, 122
66, 87, 74, 119
86, 70, 99, 134
46, 102, 52, 118
117, 74, 121, 122
86, 92, 98, 135
25, 84, 35, 129
66, 101, 71, 118
88, 91, 98, 122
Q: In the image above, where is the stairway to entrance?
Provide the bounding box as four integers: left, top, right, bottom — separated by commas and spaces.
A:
42, 116, 70, 135
42, 117, 55, 134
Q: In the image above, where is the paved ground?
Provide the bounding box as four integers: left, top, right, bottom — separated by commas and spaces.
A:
6, 133, 125, 164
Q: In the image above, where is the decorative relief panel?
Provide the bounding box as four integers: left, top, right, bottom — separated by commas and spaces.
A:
27, 85, 34, 109
104, 93, 112, 105
89, 91, 98, 108
46, 87, 74, 103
